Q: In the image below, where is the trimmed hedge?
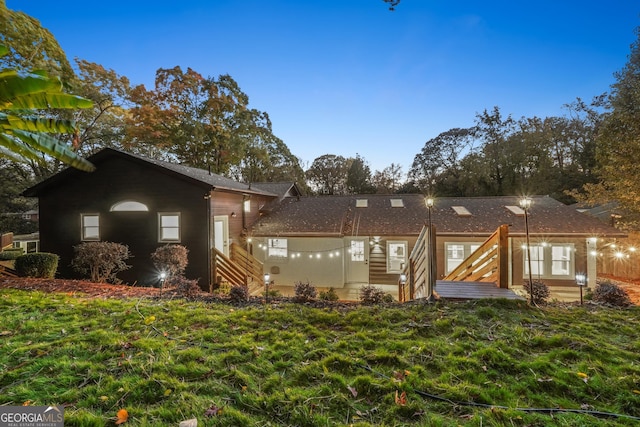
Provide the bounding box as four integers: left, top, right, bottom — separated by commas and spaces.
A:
14, 252, 59, 278
0, 248, 23, 260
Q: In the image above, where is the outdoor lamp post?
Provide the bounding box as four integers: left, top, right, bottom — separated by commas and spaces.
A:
399, 273, 407, 302
264, 273, 270, 303
425, 197, 435, 292
519, 197, 534, 305
159, 272, 166, 288
576, 273, 587, 305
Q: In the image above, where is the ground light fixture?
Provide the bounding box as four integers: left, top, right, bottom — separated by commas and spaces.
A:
264, 273, 270, 303
519, 197, 534, 305
576, 273, 587, 305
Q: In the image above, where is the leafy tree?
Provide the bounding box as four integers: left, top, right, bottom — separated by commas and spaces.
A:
306, 154, 349, 195
587, 27, 640, 226
0, 1, 73, 83
409, 127, 477, 194
126, 67, 293, 180
372, 163, 404, 193
71, 59, 132, 157
228, 110, 306, 186
346, 154, 375, 194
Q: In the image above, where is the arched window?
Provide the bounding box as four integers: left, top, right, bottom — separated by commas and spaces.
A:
110, 201, 149, 212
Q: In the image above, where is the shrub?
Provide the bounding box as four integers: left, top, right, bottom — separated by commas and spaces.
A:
229, 285, 249, 303
71, 241, 132, 283
319, 287, 339, 301
0, 248, 23, 260
523, 280, 550, 305
359, 284, 389, 305
294, 280, 317, 302
151, 244, 189, 282
171, 276, 201, 297
592, 281, 631, 307
14, 252, 58, 278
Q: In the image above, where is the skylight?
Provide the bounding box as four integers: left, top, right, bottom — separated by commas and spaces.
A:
356, 199, 368, 208
451, 206, 472, 217
505, 205, 525, 216
390, 199, 404, 208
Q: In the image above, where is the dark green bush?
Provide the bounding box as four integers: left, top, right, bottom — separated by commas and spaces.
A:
0, 248, 23, 260
14, 252, 59, 278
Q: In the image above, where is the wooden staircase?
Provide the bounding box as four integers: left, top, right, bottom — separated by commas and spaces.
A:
212, 243, 263, 295
443, 224, 509, 288
0, 263, 18, 278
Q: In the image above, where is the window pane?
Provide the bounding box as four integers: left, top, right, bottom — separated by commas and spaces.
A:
159, 214, 180, 241
551, 245, 572, 276
161, 215, 179, 227
351, 240, 365, 262
524, 246, 544, 275
82, 214, 99, 240
446, 244, 465, 273
387, 241, 407, 273
268, 238, 287, 258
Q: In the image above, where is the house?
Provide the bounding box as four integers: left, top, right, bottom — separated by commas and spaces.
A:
22, 148, 294, 288
249, 194, 626, 299
23, 148, 625, 299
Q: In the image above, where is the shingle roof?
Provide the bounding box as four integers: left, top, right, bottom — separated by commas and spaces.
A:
23, 148, 277, 197
250, 194, 626, 238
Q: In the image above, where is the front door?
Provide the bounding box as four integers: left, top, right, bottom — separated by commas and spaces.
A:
214, 215, 229, 257
345, 237, 369, 284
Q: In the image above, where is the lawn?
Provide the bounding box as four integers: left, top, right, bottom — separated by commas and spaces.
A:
1, 287, 639, 426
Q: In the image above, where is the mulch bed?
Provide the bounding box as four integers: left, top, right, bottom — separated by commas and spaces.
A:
1, 276, 640, 306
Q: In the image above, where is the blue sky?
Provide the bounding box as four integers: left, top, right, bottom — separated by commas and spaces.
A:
9, 1, 639, 173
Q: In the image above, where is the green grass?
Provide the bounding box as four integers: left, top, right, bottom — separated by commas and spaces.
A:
1, 291, 640, 426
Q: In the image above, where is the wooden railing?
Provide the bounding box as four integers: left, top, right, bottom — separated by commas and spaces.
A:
212, 243, 263, 294
1, 233, 13, 250
443, 224, 509, 288
400, 225, 435, 302
0, 264, 18, 278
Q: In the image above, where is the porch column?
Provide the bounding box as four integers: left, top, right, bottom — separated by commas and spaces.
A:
586, 238, 597, 287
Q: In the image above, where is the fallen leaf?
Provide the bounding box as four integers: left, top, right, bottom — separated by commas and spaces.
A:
163, 389, 172, 397
144, 315, 156, 325
99, 395, 109, 402
577, 372, 588, 378
115, 408, 128, 425
347, 385, 358, 398
205, 404, 222, 417
633, 390, 640, 395
395, 390, 407, 406
22, 400, 31, 406
179, 419, 197, 427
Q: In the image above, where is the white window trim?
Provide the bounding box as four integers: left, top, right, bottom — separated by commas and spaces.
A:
523, 243, 575, 280
158, 212, 181, 242
81, 213, 100, 241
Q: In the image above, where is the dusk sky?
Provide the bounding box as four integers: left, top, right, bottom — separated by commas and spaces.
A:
9, 1, 639, 173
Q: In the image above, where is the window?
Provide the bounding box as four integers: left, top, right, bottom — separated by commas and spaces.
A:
110, 201, 149, 212
524, 245, 544, 276
444, 242, 481, 274
81, 214, 100, 241
524, 244, 574, 279
387, 241, 407, 273
159, 213, 180, 242
351, 240, 365, 262
243, 199, 251, 213
268, 238, 288, 258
